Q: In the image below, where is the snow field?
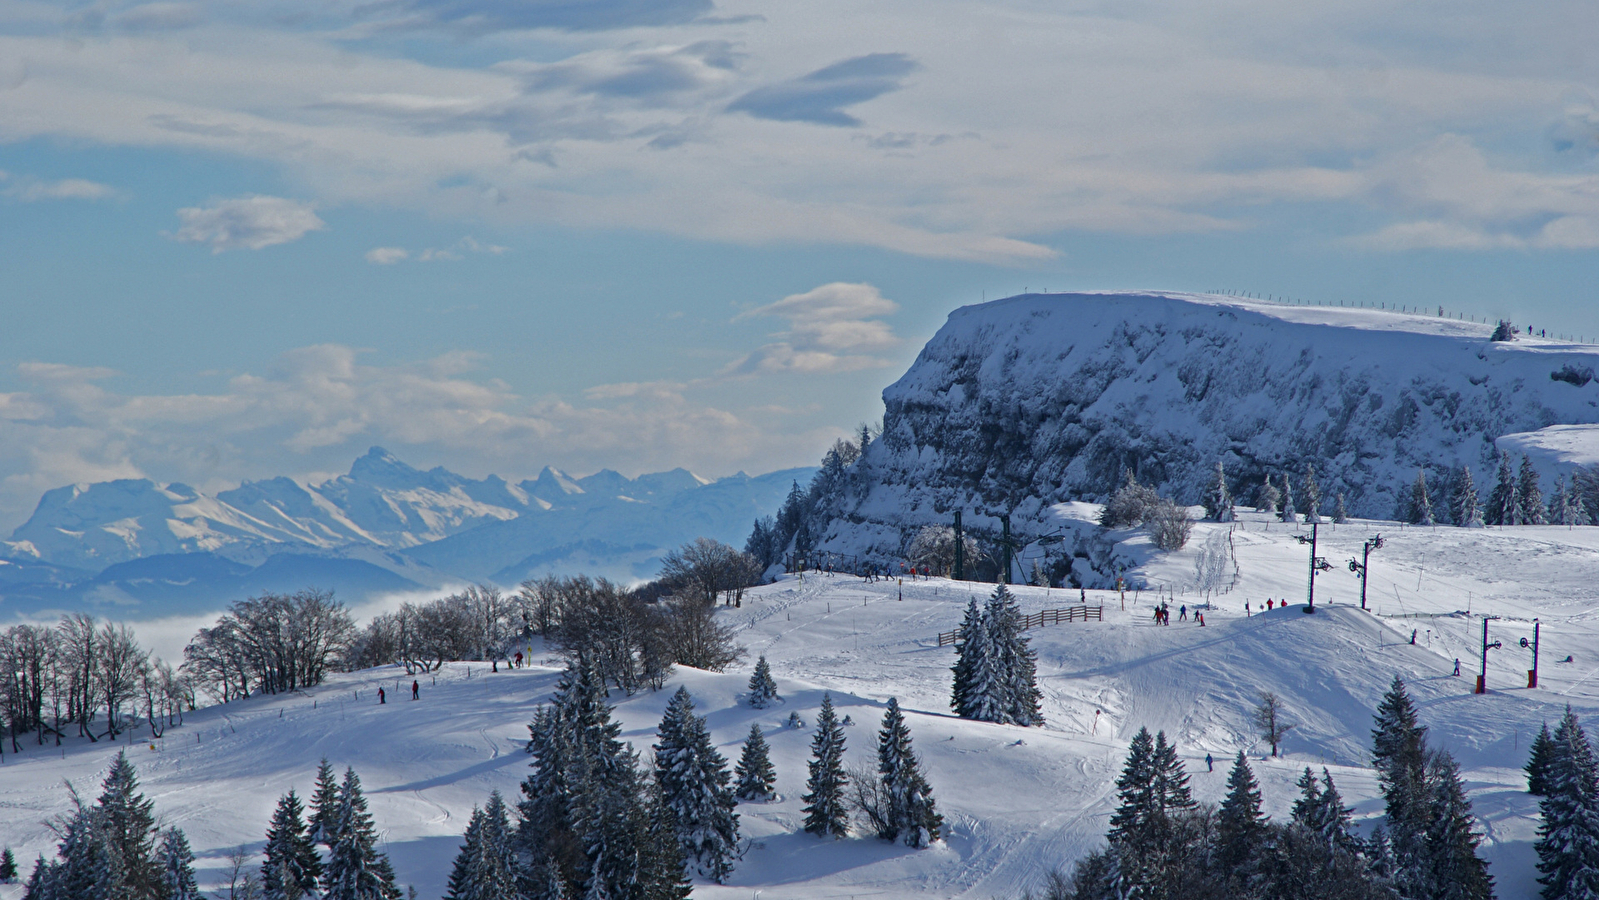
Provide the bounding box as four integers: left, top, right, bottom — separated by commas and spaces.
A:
2, 509, 1598, 898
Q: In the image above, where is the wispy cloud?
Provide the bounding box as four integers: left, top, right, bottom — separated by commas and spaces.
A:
1, 174, 117, 202
728, 53, 918, 127
169, 196, 325, 252
363, 236, 507, 264
369, 0, 714, 33
725, 282, 901, 375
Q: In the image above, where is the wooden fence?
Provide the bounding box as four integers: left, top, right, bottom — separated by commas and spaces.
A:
937, 605, 1102, 647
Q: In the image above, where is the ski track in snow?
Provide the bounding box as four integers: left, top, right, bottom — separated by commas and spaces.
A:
2, 510, 1597, 898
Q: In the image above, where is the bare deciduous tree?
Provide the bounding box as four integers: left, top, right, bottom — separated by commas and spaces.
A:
1253, 691, 1295, 757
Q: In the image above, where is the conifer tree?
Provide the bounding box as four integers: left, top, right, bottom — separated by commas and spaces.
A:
1535, 706, 1599, 900
97, 751, 161, 898
641, 785, 694, 900
1457, 465, 1483, 527
1303, 464, 1323, 523
445, 792, 517, 900
1372, 676, 1429, 875
747, 656, 780, 709
735, 724, 776, 802
1150, 731, 1194, 816
982, 585, 1043, 726
1313, 769, 1358, 852
1521, 455, 1548, 525
1409, 470, 1434, 525
876, 698, 942, 848
262, 789, 321, 900
1203, 461, 1235, 522
1280, 473, 1298, 522
1422, 749, 1495, 900
802, 693, 849, 838
1528, 723, 1557, 796
653, 686, 740, 882
1334, 492, 1350, 524
1216, 752, 1267, 872
309, 757, 341, 847
322, 768, 401, 900
1488, 451, 1520, 525
1107, 727, 1158, 846
0, 848, 15, 884
445, 806, 486, 900
1292, 767, 1323, 831
1257, 478, 1281, 513
156, 829, 201, 900
950, 596, 991, 720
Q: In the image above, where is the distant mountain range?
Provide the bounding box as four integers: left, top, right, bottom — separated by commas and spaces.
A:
0, 447, 811, 617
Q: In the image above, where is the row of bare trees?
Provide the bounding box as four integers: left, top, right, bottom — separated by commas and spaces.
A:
182, 589, 356, 703
0, 615, 189, 754
347, 584, 517, 675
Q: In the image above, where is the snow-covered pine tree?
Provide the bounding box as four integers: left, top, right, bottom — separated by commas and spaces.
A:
950, 596, 991, 720
642, 784, 694, 900
309, 757, 341, 847
1216, 752, 1267, 873
747, 656, 780, 708
1150, 731, 1195, 817
95, 750, 161, 899
445, 806, 486, 900
735, 724, 776, 802
1292, 767, 1322, 830
653, 686, 740, 882
262, 789, 321, 900
1528, 722, 1557, 795
1334, 492, 1350, 524
1409, 470, 1434, 526
1422, 749, 1495, 900
322, 768, 401, 900
1534, 706, 1599, 900
1550, 475, 1582, 527
1491, 320, 1517, 341
1203, 461, 1235, 522
1256, 478, 1281, 513
984, 585, 1044, 726
1107, 727, 1159, 847
1520, 455, 1548, 525
1279, 473, 1298, 522
802, 693, 849, 838
1303, 464, 1323, 524
1313, 770, 1358, 852
0, 848, 14, 884
445, 792, 517, 900
1488, 451, 1520, 525
876, 698, 942, 848
1372, 677, 1429, 878
156, 828, 201, 900
1456, 465, 1483, 527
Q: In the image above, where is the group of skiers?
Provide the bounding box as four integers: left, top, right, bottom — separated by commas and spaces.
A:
1243, 598, 1288, 616
1151, 602, 1205, 626
375, 680, 421, 704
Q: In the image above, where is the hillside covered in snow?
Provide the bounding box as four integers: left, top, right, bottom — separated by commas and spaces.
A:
811, 291, 1599, 566
0, 447, 809, 615
1, 508, 1595, 900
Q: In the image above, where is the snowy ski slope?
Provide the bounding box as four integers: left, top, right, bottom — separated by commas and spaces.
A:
1, 509, 1596, 899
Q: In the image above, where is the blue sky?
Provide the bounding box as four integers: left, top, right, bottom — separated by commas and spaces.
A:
0, 0, 1597, 528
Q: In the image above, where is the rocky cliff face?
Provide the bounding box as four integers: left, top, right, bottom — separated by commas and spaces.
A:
817, 291, 1599, 562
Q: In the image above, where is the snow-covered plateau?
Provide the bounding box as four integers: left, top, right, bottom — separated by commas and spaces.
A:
815, 291, 1599, 566
2, 509, 1595, 899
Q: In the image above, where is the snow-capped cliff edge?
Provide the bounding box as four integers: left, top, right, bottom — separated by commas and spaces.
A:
817, 291, 1599, 563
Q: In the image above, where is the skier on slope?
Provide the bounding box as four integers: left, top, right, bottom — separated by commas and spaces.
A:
412, 680, 420, 700
378, 687, 385, 704
1179, 604, 1187, 622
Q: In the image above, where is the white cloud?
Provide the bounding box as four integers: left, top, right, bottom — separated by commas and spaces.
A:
1, 175, 117, 202
726, 282, 901, 374
364, 237, 507, 264
169, 196, 325, 252
365, 246, 410, 264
